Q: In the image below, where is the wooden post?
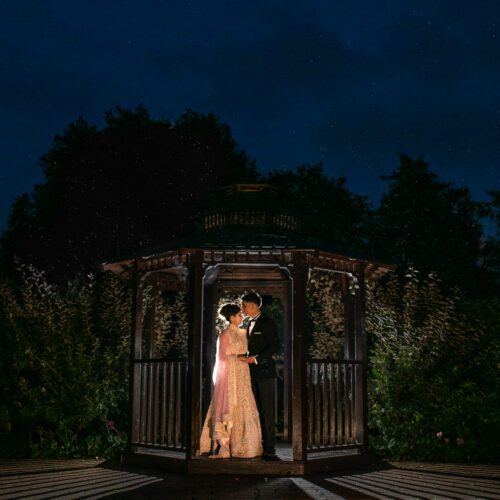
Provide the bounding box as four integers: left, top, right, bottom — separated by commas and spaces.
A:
186, 250, 204, 459
291, 252, 308, 461
353, 263, 368, 451
201, 282, 216, 420
282, 283, 292, 441
343, 275, 356, 361
129, 260, 143, 447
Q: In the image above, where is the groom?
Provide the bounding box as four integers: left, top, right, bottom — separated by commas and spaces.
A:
238, 292, 281, 461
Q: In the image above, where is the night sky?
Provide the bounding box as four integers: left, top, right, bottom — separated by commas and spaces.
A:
1, 1, 499, 232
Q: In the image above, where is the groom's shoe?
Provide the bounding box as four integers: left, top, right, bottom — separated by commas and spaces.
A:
262, 453, 280, 462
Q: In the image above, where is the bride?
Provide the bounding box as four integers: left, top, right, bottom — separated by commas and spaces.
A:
200, 303, 263, 458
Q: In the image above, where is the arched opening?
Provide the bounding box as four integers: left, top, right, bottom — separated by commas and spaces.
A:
201, 264, 293, 458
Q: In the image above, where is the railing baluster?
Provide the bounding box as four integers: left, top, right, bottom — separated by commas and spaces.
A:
147, 362, 154, 444
153, 361, 160, 445
175, 361, 182, 447
351, 361, 356, 443
345, 363, 351, 444
336, 363, 342, 445
168, 362, 174, 446
322, 362, 328, 447
341, 364, 346, 445
329, 363, 335, 447
307, 363, 313, 450
182, 361, 186, 447
140, 362, 148, 443
315, 363, 321, 448
160, 361, 167, 446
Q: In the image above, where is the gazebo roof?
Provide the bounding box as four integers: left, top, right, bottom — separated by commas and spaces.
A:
103, 183, 395, 280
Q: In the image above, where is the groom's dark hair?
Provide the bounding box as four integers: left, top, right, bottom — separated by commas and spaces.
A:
240, 292, 262, 308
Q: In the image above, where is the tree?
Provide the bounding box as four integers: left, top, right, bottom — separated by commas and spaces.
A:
265, 164, 371, 254
370, 154, 487, 294
0, 107, 258, 282
481, 190, 500, 288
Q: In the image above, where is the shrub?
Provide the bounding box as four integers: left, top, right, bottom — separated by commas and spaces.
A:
367, 268, 500, 462
0, 265, 131, 458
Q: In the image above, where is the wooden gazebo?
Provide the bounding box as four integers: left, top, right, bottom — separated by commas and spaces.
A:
104, 184, 393, 475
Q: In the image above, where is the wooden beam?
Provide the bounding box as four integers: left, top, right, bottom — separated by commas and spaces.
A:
186, 250, 204, 459
291, 252, 308, 461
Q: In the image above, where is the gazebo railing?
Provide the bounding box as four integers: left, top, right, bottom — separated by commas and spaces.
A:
306, 360, 362, 451
202, 210, 298, 231
133, 359, 187, 451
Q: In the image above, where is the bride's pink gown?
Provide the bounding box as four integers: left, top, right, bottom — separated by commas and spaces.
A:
200, 325, 263, 458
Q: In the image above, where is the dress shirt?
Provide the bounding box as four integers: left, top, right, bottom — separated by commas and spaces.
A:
246, 312, 262, 364
248, 312, 261, 335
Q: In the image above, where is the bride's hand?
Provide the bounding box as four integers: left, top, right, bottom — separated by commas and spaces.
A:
238, 355, 256, 364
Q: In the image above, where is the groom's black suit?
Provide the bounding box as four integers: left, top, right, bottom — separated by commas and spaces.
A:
246, 312, 280, 456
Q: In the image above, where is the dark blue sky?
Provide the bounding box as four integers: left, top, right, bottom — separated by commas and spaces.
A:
1, 0, 499, 231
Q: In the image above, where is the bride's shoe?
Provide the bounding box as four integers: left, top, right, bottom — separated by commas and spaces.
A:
209, 444, 231, 459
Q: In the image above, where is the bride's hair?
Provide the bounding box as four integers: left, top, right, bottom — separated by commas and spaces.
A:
219, 303, 240, 322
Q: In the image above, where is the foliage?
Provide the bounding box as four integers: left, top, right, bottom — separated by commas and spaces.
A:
263, 295, 285, 359
482, 189, 500, 287
265, 164, 371, 253
151, 289, 189, 359
370, 154, 489, 295
0, 265, 131, 458
366, 267, 500, 461
307, 270, 346, 359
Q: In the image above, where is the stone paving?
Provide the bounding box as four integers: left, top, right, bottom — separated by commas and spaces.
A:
0, 458, 499, 499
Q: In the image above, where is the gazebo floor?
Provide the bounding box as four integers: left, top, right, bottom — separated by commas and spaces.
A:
125, 442, 370, 475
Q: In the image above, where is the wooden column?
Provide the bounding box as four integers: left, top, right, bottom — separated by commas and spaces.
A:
343, 275, 355, 360
291, 252, 309, 461
201, 282, 216, 420
186, 250, 204, 459
129, 260, 143, 446
353, 263, 368, 451
282, 282, 292, 441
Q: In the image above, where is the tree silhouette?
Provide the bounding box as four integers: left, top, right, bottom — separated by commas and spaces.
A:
265, 164, 372, 254
1, 112, 496, 297
0, 107, 258, 281
481, 189, 500, 287
370, 154, 488, 294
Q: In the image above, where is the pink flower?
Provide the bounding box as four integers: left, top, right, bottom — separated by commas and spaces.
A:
456, 437, 465, 445
436, 431, 443, 440
106, 420, 116, 431
443, 436, 451, 444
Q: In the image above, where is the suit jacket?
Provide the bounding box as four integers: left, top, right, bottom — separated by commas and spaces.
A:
247, 313, 281, 380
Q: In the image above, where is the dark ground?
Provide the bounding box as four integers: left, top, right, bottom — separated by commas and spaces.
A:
0, 458, 499, 499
